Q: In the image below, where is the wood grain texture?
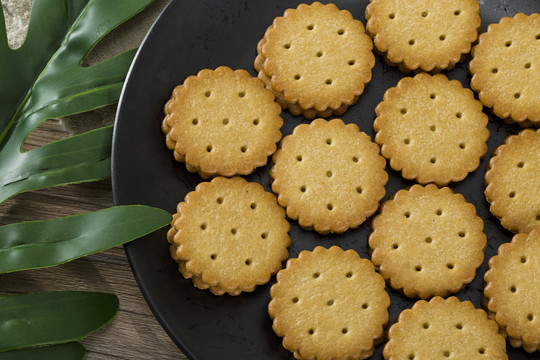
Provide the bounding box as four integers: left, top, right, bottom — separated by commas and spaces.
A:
0, 120, 188, 360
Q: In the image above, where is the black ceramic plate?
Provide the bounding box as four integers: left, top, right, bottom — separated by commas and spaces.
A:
112, 1, 540, 359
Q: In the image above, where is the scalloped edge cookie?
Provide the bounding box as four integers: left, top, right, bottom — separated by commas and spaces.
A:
469, 13, 540, 126
366, 0, 481, 73
167, 177, 290, 295
269, 246, 390, 360
384, 296, 507, 359
484, 229, 540, 353
162, 66, 283, 178
374, 72, 489, 185
484, 128, 540, 234
270, 118, 387, 234
369, 184, 486, 299
255, 2, 375, 120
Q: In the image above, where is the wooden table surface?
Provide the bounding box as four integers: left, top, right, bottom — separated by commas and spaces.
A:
0, 120, 188, 359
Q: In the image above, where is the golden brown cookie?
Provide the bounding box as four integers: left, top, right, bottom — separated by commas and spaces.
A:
255, 2, 375, 120
384, 296, 507, 360
366, 0, 481, 73
270, 118, 388, 234
162, 66, 283, 178
470, 13, 540, 126
484, 229, 540, 353
167, 177, 290, 295
485, 128, 540, 234
374, 73, 489, 185
269, 246, 390, 360
369, 184, 486, 299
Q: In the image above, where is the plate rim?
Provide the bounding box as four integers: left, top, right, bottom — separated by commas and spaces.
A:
111, 1, 198, 359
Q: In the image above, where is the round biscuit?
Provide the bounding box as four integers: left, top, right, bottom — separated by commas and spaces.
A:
374, 73, 489, 185
256, 2, 375, 119
384, 296, 507, 359
162, 66, 283, 178
366, 0, 481, 72
470, 13, 540, 125
485, 128, 540, 234
270, 118, 388, 234
370, 184, 486, 299
269, 246, 390, 360
484, 229, 540, 353
167, 177, 290, 295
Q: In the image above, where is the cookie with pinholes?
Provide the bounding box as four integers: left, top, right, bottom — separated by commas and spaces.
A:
484, 229, 540, 353
366, 0, 481, 73
384, 296, 507, 359
485, 128, 540, 234
470, 13, 540, 126
369, 184, 486, 299
167, 177, 290, 295
255, 2, 375, 119
270, 118, 387, 234
269, 246, 390, 360
162, 66, 283, 178
374, 73, 489, 186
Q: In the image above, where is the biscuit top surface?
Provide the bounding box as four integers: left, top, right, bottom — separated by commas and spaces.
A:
271, 118, 387, 234
370, 184, 486, 298
163, 66, 283, 176
374, 73, 489, 185
269, 246, 389, 359
366, 0, 480, 71
172, 177, 290, 290
485, 230, 540, 344
261, 2, 374, 111
384, 296, 507, 360
470, 13, 540, 122
485, 129, 540, 233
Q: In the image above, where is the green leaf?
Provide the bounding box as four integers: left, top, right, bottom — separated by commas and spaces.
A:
0, 343, 85, 360
0, 0, 155, 195
0, 292, 118, 351
0, 126, 112, 204
0, 205, 171, 274
0, 0, 169, 272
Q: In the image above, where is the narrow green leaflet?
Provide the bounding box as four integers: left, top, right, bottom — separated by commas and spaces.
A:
0, 292, 117, 351
0, 343, 85, 360
0, 0, 155, 201
0, 126, 112, 203
0, 205, 171, 273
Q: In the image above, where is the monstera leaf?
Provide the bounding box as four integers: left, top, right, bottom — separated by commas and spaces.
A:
0, 0, 152, 198
0, 0, 172, 269
0, 0, 172, 354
